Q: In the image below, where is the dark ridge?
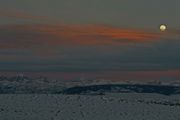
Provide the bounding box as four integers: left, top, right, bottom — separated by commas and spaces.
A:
62, 84, 180, 95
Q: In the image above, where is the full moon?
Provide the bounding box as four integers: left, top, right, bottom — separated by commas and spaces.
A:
160, 24, 167, 31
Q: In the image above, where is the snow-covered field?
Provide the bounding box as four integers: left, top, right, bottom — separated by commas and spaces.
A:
0, 93, 180, 120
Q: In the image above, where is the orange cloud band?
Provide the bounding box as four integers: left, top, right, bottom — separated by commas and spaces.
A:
35, 24, 161, 44
0, 24, 161, 49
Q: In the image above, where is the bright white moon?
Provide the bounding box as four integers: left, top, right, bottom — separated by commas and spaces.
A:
160, 25, 167, 31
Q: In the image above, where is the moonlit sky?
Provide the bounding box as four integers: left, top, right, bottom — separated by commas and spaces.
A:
0, 0, 180, 82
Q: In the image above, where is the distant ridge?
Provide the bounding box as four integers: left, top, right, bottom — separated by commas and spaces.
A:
62, 84, 180, 95
0, 75, 180, 94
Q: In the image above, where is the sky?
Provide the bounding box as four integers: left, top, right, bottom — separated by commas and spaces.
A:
0, 0, 180, 82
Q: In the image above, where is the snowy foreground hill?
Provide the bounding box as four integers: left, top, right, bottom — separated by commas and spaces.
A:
0, 94, 180, 120
0, 76, 180, 120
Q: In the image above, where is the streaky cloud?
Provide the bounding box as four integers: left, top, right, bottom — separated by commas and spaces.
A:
0, 9, 46, 21
0, 24, 161, 51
